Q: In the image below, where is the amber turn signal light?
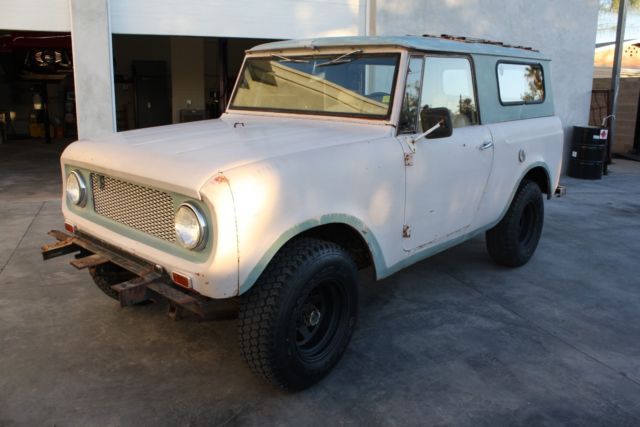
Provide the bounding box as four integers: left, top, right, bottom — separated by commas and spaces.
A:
171, 271, 192, 289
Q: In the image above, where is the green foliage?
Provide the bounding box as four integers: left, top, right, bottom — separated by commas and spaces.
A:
605, 0, 640, 11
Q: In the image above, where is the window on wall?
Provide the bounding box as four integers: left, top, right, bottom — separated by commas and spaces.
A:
497, 62, 545, 104
420, 56, 478, 128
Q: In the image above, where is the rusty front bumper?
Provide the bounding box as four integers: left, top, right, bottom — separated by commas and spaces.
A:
42, 230, 235, 320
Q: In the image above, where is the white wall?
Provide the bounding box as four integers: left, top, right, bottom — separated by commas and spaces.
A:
0, 0, 70, 32
69, 0, 116, 139
377, 0, 600, 170
0, 0, 364, 37
109, 0, 362, 39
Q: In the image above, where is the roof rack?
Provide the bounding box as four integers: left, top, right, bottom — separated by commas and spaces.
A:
421, 33, 539, 52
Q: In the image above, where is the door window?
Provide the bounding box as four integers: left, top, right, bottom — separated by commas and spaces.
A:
398, 56, 424, 134
420, 57, 478, 128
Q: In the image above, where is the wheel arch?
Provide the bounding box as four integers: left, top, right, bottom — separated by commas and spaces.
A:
522, 164, 552, 200
239, 214, 384, 295
492, 161, 551, 229
299, 223, 375, 270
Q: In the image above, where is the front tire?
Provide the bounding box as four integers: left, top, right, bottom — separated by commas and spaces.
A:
238, 238, 358, 390
486, 180, 544, 267
89, 262, 135, 300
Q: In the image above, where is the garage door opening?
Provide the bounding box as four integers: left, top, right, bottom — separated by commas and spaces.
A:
112, 35, 278, 131
0, 31, 77, 145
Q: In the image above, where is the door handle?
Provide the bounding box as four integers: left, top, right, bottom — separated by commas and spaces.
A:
479, 141, 494, 150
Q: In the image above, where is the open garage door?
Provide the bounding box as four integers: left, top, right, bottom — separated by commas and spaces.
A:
0, 31, 77, 144
111, 35, 277, 131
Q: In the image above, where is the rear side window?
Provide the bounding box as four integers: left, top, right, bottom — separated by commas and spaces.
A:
497, 62, 544, 104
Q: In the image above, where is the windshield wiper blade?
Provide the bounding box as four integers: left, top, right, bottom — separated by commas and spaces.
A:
271, 54, 310, 63
316, 50, 363, 67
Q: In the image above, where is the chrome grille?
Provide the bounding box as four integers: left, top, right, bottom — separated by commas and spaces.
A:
90, 173, 176, 242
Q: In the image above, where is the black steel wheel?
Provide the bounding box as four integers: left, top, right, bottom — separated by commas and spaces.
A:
238, 238, 358, 390
486, 180, 544, 267
295, 277, 350, 364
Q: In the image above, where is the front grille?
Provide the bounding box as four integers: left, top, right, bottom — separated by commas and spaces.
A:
90, 173, 176, 242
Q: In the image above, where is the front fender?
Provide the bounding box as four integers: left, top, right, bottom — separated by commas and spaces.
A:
238, 214, 385, 295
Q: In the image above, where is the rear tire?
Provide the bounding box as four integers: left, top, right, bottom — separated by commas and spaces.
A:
238, 238, 358, 390
486, 180, 544, 267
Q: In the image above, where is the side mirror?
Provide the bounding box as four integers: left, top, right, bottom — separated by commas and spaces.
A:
420, 107, 453, 139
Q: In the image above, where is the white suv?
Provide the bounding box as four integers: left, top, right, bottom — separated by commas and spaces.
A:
43, 35, 563, 390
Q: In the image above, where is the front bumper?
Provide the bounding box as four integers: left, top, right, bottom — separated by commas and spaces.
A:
42, 230, 236, 320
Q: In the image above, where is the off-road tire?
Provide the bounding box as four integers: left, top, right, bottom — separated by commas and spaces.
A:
238, 238, 358, 390
486, 180, 544, 267
89, 262, 135, 300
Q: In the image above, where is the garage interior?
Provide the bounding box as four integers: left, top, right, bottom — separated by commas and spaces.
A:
0, 31, 77, 145
0, 31, 275, 143
112, 35, 274, 131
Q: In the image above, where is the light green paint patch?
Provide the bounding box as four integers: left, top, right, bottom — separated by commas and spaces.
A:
239, 162, 551, 294
472, 54, 554, 124
239, 213, 386, 295
64, 165, 212, 263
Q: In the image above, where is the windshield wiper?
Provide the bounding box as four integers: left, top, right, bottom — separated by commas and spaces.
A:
316, 50, 363, 67
271, 54, 310, 63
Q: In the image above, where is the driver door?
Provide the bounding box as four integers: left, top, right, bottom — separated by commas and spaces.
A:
398, 55, 494, 252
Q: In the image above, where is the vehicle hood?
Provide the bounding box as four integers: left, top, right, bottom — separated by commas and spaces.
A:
61, 113, 392, 198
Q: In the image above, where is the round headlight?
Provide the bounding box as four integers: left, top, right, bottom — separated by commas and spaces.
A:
66, 170, 86, 207
175, 203, 207, 250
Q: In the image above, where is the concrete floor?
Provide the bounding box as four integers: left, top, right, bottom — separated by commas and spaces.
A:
1, 140, 640, 426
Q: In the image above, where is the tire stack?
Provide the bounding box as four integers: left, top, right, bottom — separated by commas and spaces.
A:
568, 126, 607, 180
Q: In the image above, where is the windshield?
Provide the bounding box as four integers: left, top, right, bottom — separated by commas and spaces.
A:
230, 53, 399, 119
